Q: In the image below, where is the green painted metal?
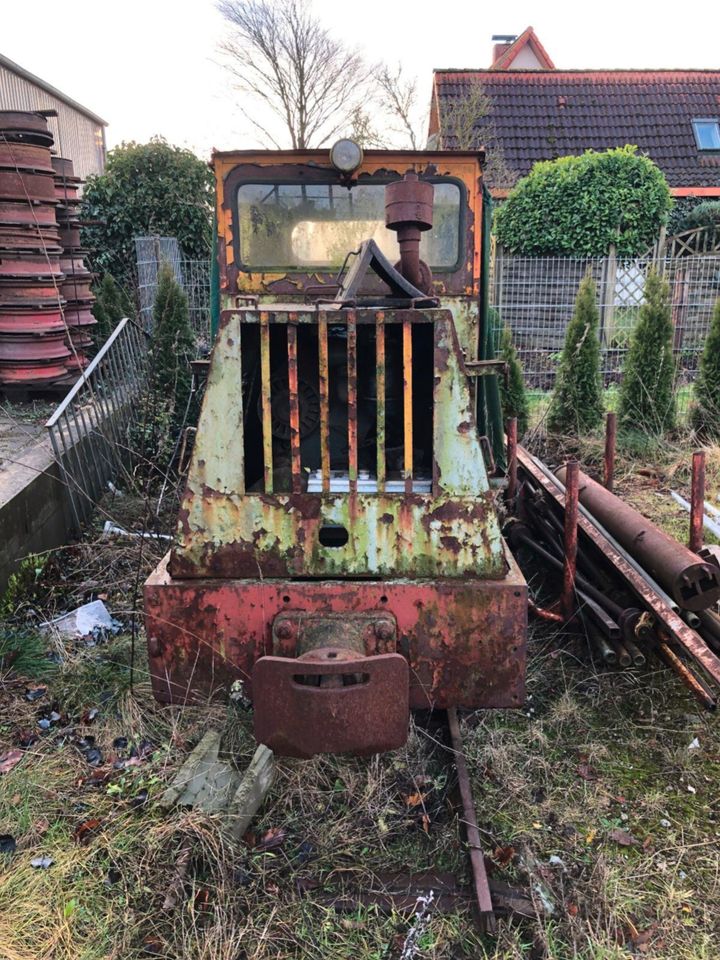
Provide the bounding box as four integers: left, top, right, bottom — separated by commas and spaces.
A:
172, 307, 506, 580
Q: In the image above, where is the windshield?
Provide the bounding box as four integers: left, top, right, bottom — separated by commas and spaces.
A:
236, 180, 462, 271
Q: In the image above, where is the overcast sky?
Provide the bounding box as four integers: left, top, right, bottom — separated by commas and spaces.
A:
2, 0, 719, 159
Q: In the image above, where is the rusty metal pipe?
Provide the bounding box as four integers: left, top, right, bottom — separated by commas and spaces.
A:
506, 417, 518, 505
561, 460, 579, 622
385, 172, 433, 292
657, 637, 717, 710
556, 465, 720, 613
604, 412, 616, 492
622, 636, 647, 667
607, 638, 632, 668
520, 447, 720, 687
689, 450, 706, 554
528, 599, 564, 623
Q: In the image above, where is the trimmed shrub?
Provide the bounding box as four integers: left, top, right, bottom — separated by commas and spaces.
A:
150, 263, 194, 416
547, 275, 604, 435
691, 298, 720, 438
92, 274, 135, 343
494, 145, 672, 257
618, 270, 675, 433
498, 320, 529, 435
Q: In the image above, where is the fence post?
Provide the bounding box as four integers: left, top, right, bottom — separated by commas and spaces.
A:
599, 244, 617, 351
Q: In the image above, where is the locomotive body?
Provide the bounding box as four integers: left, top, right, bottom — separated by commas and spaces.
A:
144, 147, 527, 757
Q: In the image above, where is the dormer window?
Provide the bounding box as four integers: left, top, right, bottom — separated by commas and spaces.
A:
692, 119, 720, 151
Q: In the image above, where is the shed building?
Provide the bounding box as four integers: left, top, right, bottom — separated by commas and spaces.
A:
0, 52, 106, 180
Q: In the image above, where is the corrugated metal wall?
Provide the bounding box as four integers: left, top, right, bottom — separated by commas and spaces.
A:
0, 63, 105, 180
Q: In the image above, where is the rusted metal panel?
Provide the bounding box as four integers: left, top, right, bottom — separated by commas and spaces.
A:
259, 310, 273, 493
347, 309, 358, 497
173, 307, 504, 579
318, 315, 330, 491
145, 545, 527, 711
286, 317, 302, 493
253, 651, 410, 757
375, 311, 386, 493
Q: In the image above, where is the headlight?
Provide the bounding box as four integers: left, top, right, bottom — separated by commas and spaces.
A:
330, 139, 363, 174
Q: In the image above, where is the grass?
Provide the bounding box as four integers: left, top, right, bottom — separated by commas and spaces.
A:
1, 445, 720, 958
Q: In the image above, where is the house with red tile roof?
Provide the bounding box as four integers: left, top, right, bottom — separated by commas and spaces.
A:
429, 28, 720, 202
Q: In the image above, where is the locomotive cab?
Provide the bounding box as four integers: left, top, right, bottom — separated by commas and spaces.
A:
144, 145, 527, 758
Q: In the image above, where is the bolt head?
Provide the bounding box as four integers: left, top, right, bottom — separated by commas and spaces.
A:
275, 620, 294, 640
375, 620, 394, 641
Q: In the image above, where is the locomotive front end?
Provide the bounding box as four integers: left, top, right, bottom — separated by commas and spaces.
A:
144, 146, 527, 758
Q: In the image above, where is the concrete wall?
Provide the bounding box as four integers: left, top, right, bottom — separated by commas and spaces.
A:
0, 439, 73, 595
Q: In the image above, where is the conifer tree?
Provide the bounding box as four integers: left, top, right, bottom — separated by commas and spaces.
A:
150, 263, 195, 418
618, 270, 676, 432
547, 275, 604, 435
498, 320, 530, 435
92, 274, 135, 342
692, 297, 720, 438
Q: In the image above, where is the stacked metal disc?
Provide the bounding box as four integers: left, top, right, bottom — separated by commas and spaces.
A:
0, 111, 71, 388
53, 156, 95, 375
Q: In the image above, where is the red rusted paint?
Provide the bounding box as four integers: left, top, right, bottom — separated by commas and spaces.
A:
145, 551, 527, 716
689, 449, 705, 554
604, 412, 616, 492
561, 459, 579, 621
253, 650, 410, 757
0, 168, 56, 203
0, 141, 55, 173
287, 317, 302, 493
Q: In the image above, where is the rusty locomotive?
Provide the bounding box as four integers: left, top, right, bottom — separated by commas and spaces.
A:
144, 142, 527, 758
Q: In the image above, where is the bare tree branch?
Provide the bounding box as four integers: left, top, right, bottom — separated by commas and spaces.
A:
436, 79, 517, 188
217, 0, 372, 149
376, 63, 426, 151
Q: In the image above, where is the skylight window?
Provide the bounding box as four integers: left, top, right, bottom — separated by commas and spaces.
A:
692, 119, 720, 151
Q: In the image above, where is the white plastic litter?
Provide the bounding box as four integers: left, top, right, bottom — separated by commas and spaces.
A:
688, 737, 701, 750
103, 521, 172, 541
40, 600, 116, 638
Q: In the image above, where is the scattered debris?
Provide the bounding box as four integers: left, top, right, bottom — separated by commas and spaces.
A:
688, 737, 700, 751
30, 855, 54, 869
103, 521, 172, 542
25, 685, 47, 702
74, 818, 103, 845
39, 600, 120, 640
228, 744, 276, 840
0, 834, 16, 854
608, 828, 639, 847
0, 749, 23, 775
159, 730, 239, 813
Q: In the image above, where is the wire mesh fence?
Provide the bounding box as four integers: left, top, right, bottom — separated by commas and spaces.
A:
45, 318, 150, 534
490, 252, 720, 421
134, 237, 212, 351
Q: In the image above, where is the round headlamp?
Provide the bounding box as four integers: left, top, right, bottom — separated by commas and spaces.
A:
330, 139, 363, 174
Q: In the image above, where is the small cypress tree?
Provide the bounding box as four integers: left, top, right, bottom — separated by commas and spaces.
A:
692, 297, 720, 437
92, 274, 135, 342
618, 270, 676, 432
498, 321, 530, 435
547, 275, 604, 435
150, 263, 194, 417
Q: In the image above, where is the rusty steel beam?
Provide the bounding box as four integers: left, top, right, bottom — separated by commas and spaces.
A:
506, 417, 518, 504
561, 460, 579, 622
259, 311, 273, 493
375, 311, 386, 493
517, 447, 720, 688
556, 464, 720, 613
402, 316, 413, 494
604, 412, 616, 492
347, 309, 358, 497
447, 707, 495, 932
690, 450, 706, 555
287, 317, 302, 494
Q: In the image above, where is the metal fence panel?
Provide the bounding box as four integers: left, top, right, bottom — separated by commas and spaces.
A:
45, 317, 149, 532
134, 237, 211, 350
490, 253, 720, 418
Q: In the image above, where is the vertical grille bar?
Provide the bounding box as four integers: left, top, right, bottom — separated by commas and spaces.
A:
402, 316, 413, 494
347, 309, 358, 497
287, 314, 302, 494
318, 314, 330, 493
375, 311, 386, 494
259, 311, 273, 494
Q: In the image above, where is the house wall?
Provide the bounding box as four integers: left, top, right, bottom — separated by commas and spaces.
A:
0, 62, 105, 179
